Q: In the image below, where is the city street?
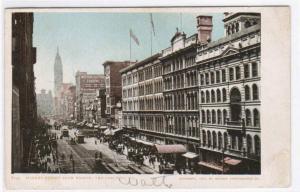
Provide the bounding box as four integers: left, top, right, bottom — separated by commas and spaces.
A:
53, 128, 158, 174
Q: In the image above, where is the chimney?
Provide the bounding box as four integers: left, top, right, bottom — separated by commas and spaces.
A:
197, 15, 213, 44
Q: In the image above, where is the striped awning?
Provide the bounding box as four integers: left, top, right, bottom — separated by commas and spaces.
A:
154, 144, 187, 154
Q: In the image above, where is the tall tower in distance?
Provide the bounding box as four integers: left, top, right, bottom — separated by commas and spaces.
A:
54, 47, 63, 97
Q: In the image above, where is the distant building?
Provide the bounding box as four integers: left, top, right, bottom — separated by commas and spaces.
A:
75, 71, 105, 122
12, 13, 37, 173
37, 89, 53, 117
53, 47, 63, 117
54, 47, 63, 98
102, 61, 132, 127
96, 88, 106, 125
58, 83, 74, 120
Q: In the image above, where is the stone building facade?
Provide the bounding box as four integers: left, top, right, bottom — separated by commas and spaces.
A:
12, 13, 37, 172
120, 13, 261, 174
121, 54, 164, 144
160, 31, 199, 151
197, 13, 261, 173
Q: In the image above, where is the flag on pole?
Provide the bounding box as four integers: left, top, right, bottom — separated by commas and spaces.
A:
150, 13, 155, 36
129, 29, 140, 46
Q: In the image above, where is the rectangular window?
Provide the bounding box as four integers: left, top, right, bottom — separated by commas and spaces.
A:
244, 64, 249, 78
210, 72, 215, 84
216, 71, 220, 83
229, 68, 234, 81
222, 69, 226, 82
252, 62, 258, 77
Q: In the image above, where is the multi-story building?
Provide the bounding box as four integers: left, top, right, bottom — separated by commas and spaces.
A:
121, 53, 164, 144
58, 83, 75, 120
75, 71, 105, 122
160, 28, 200, 152
197, 13, 261, 174
36, 89, 53, 117
102, 61, 132, 127
12, 13, 37, 172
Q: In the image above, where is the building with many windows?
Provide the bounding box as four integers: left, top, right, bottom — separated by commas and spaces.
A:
197, 12, 261, 174
102, 61, 132, 128
121, 54, 164, 144
75, 71, 105, 122
120, 12, 261, 174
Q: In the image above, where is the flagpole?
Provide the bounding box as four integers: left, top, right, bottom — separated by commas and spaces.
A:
150, 26, 153, 56
129, 30, 132, 61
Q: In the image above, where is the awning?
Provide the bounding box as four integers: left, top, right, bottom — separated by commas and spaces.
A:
182, 152, 199, 159
130, 138, 154, 146
99, 126, 107, 130
198, 161, 226, 172
154, 144, 187, 154
94, 125, 99, 128
223, 157, 242, 166
103, 128, 123, 136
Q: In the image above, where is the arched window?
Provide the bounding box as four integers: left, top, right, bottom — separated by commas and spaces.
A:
223, 109, 227, 124
207, 110, 211, 124
205, 73, 209, 85
230, 88, 242, 121
218, 132, 223, 149
253, 109, 260, 127
247, 135, 253, 154
245, 85, 250, 101
201, 110, 206, 123
244, 64, 249, 78
200, 74, 204, 85
201, 91, 205, 103
216, 71, 220, 83
210, 72, 215, 84
206, 90, 210, 103
202, 130, 207, 146
222, 88, 227, 102
224, 132, 228, 150
252, 84, 259, 100
212, 110, 216, 124
254, 135, 260, 156
229, 68, 234, 81
212, 131, 217, 148
245, 109, 252, 126
217, 110, 222, 124
217, 89, 221, 102
207, 131, 211, 147
222, 69, 226, 82
211, 90, 215, 103
236, 66, 241, 80
252, 62, 258, 77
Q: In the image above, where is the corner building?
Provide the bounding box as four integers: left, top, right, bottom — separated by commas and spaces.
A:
197, 13, 261, 174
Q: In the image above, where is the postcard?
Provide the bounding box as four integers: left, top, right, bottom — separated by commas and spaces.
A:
5, 6, 290, 189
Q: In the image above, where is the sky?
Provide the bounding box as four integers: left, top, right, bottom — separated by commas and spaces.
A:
33, 12, 224, 93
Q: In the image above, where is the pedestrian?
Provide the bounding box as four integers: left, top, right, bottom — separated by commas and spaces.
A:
95, 152, 98, 160
70, 152, 73, 161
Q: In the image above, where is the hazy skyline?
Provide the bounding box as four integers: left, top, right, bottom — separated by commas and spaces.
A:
33, 12, 224, 93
